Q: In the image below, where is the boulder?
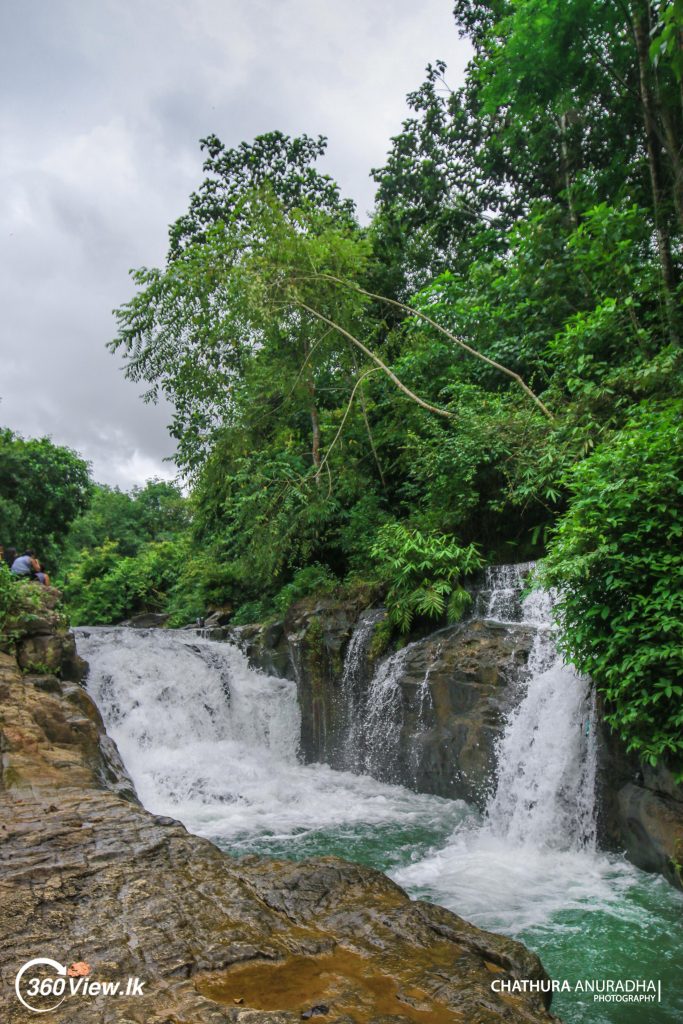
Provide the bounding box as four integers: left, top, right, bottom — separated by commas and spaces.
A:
388, 620, 535, 805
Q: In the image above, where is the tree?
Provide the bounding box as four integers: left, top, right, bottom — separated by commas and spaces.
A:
112, 133, 364, 476
61, 480, 187, 562
0, 429, 92, 567
167, 131, 356, 258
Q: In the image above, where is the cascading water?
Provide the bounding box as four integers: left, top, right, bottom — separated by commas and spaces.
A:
77, 569, 683, 1024
334, 608, 386, 772
359, 643, 412, 778
395, 566, 605, 925
78, 627, 464, 862
484, 573, 599, 850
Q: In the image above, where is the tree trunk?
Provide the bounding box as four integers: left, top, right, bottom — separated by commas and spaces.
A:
633, 4, 680, 344
308, 386, 322, 483
558, 112, 579, 228
658, 104, 683, 232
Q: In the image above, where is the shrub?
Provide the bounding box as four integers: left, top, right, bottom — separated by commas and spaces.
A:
371, 522, 482, 632
539, 400, 683, 772
273, 564, 338, 615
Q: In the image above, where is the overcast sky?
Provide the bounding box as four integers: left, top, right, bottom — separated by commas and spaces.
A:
0, 0, 470, 488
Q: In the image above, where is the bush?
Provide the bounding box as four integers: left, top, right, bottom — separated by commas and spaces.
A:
273, 563, 338, 615
62, 540, 185, 625
539, 400, 683, 772
371, 522, 482, 632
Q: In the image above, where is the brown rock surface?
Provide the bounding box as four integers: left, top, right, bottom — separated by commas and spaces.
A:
0, 643, 558, 1023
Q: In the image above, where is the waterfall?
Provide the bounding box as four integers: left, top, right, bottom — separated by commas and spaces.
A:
335, 609, 385, 771
360, 643, 412, 779
485, 626, 598, 850
482, 566, 598, 849
77, 627, 461, 854
74, 597, 682, 1024
393, 565, 607, 933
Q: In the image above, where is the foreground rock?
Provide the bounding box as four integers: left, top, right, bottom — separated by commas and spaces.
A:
0, 632, 558, 1021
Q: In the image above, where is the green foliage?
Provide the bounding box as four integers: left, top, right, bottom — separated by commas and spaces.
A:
0, 563, 18, 632
62, 539, 185, 626
0, 566, 45, 648
0, 429, 92, 568
273, 564, 338, 615
61, 480, 187, 563
368, 616, 394, 661
230, 563, 338, 626
168, 131, 355, 258
371, 523, 482, 632
539, 401, 683, 771
650, 1, 683, 81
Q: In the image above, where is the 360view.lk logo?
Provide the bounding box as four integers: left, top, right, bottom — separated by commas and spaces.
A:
15, 957, 145, 1014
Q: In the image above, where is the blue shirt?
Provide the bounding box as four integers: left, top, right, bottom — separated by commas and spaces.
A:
11, 555, 34, 576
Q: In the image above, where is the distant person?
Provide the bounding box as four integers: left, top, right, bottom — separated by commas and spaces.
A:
11, 551, 38, 579
35, 561, 51, 586
2, 546, 17, 568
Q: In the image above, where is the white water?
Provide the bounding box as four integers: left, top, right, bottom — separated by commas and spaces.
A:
393, 565, 621, 933
78, 628, 462, 852
336, 608, 385, 771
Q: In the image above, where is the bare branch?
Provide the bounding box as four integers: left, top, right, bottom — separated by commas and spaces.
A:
299, 274, 555, 421
295, 299, 453, 419
315, 368, 382, 481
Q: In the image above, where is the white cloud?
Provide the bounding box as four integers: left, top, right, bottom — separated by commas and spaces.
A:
0, 0, 471, 488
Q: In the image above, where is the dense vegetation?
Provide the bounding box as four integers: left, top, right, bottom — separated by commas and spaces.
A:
0, 429, 91, 566
2, 1, 681, 768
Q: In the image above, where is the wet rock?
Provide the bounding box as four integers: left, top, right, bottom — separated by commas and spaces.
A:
616, 782, 683, 890
204, 607, 234, 628
242, 603, 534, 808
382, 620, 535, 805
16, 633, 65, 673
301, 1004, 329, 1018
596, 726, 683, 889
121, 612, 170, 628
228, 621, 295, 680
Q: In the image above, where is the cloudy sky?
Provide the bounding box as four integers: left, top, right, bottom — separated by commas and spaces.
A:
1, 0, 470, 488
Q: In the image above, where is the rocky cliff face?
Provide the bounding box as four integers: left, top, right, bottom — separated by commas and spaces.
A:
230, 601, 535, 809
0, 589, 558, 1023
598, 730, 683, 891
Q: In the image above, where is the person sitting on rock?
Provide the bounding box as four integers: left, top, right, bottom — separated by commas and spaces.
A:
10, 550, 39, 579
34, 560, 51, 586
